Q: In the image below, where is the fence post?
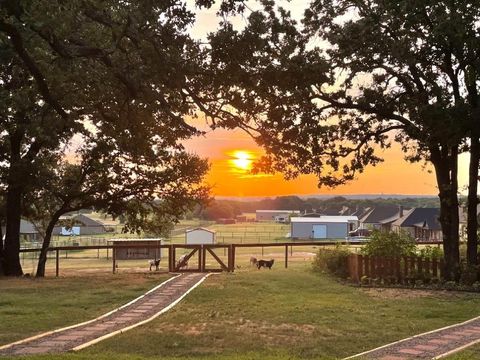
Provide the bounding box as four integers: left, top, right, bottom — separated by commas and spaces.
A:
349, 254, 360, 282
56, 249, 59, 277
358, 255, 364, 280
112, 246, 116, 274
168, 245, 173, 272
227, 245, 232, 272
285, 245, 288, 268
200, 245, 205, 272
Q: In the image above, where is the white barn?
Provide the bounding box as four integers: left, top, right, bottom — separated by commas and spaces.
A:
290, 216, 359, 239
185, 227, 216, 244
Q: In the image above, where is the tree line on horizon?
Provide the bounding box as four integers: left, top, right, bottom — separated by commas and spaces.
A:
194, 196, 442, 221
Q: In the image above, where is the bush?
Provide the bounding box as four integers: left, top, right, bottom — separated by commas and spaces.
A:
459, 263, 480, 286
313, 246, 350, 278
362, 230, 416, 257
417, 246, 443, 259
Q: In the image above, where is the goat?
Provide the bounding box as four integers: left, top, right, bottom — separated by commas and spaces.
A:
177, 254, 189, 269
257, 259, 275, 270
149, 259, 160, 271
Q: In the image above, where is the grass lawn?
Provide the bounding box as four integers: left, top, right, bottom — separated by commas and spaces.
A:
447, 344, 480, 359
0, 273, 169, 346
9, 262, 480, 360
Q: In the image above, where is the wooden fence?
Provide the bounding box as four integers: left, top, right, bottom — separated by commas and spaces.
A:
20, 241, 346, 277
347, 254, 444, 283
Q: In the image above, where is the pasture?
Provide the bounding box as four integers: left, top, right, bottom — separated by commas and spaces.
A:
2, 262, 480, 359
19, 220, 321, 276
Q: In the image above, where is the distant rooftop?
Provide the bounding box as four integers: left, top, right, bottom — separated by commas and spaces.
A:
291, 216, 358, 223
392, 208, 441, 230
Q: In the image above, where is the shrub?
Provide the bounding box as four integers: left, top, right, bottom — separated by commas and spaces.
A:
362, 230, 416, 257
459, 263, 480, 286
417, 246, 443, 259
313, 246, 350, 278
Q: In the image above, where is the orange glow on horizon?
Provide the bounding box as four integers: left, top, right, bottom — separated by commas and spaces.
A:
182, 125, 467, 197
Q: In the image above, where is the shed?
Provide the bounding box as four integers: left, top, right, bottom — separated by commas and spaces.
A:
185, 228, 216, 245
290, 216, 358, 239
256, 210, 300, 221
109, 238, 162, 260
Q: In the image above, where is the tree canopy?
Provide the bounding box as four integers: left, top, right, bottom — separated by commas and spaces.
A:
205, 0, 480, 278
0, 0, 236, 275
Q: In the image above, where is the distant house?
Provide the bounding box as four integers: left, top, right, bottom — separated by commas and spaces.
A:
53, 214, 107, 236
2, 219, 41, 243
256, 210, 300, 221
390, 208, 442, 242
459, 205, 480, 240
360, 206, 406, 230
290, 216, 358, 239
20, 219, 40, 242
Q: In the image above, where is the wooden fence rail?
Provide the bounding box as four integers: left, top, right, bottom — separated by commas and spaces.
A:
19, 241, 349, 277
348, 254, 444, 283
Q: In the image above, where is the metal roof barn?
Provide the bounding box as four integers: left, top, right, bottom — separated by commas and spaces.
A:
185, 228, 216, 245
290, 216, 358, 239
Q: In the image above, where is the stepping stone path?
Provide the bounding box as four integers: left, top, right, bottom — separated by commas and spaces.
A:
0, 273, 207, 357
346, 316, 480, 359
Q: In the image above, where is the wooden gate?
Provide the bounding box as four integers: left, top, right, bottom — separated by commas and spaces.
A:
168, 244, 234, 273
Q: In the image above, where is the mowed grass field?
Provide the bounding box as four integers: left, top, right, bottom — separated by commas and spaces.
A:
0, 273, 169, 346
4, 262, 480, 360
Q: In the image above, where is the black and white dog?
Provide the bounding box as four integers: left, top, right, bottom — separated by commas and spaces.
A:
149, 259, 160, 271
256, 259, 275, 269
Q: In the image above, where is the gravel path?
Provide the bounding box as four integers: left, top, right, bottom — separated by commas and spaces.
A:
0, 273, 208, 357
345, 315, 480, 359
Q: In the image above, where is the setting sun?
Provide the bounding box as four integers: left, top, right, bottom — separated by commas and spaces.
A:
229, 150, 254, 172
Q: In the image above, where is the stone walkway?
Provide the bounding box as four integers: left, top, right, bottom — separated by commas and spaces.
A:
345, 315, 480, 359
0, 273, 208, 357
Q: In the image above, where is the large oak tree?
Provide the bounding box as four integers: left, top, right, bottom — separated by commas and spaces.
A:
0, 0, 238, 276
204, 0, 479, 278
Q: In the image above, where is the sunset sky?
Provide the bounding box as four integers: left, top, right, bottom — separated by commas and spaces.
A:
183, 1, 470, 197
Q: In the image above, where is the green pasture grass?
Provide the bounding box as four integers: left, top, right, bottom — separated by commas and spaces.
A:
0, 273, 169, 346
445, 344, 480, 359
12, 262, 480, 360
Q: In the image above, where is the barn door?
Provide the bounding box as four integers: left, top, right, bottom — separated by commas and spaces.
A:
312, 225, 327, 239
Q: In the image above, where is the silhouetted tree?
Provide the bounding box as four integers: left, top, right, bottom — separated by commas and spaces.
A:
205, 1, 478, 278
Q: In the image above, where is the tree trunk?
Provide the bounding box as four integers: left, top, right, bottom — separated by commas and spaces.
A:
36, 211, 63, 277
4, 186, 23, 276
431, 146, 460, 280
466, 135, 480, 266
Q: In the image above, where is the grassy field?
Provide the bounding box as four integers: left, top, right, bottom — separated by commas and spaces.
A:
447, 345, 480, 359
0, 273, 169, 346
5, 262, 480, 360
